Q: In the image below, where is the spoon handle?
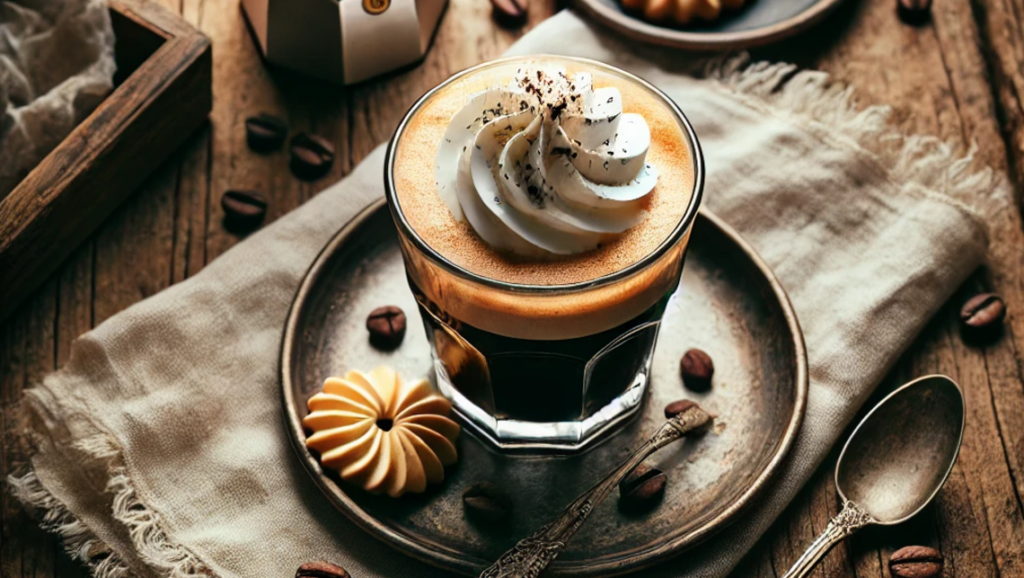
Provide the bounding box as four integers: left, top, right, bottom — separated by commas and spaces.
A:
477, 405, 712, 578
781, 500, 875, 578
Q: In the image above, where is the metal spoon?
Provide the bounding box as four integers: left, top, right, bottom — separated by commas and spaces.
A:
478, 402, 714, 578
782, 374, 965, 578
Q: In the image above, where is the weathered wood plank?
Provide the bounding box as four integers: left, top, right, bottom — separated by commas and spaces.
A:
0, 282, 89, 578
931, 0, 1024, 574
92, 157, 181, 325
971, 0, 1024, 191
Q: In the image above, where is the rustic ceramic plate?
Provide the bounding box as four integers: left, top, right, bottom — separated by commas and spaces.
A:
281, 199, 807, 577
572, 0, 845, 50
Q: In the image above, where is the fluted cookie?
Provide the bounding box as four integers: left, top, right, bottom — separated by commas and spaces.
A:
304, 366, 460, 497
621, 0, 746, 26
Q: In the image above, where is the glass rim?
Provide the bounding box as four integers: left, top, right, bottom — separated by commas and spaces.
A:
384, 54, 705, 294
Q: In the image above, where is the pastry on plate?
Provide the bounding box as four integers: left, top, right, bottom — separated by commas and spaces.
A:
303, 366, 460, 497
621, 0, 747, 26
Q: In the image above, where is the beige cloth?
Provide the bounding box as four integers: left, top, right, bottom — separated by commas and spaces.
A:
9, 11, 1008, 578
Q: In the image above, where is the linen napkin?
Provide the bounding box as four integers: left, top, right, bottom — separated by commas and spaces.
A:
9, 10, 1008, 578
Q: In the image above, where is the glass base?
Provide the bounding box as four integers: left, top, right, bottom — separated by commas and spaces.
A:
434, 358, 650, 452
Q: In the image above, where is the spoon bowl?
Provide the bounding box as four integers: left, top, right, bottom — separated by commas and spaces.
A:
836, 375, 965, 524
783, 374, 965, 578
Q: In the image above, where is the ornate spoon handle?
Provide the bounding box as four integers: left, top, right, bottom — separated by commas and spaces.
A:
780, 500, 875, 578
478, 403, 713, 578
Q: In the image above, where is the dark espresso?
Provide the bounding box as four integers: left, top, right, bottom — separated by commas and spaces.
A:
412, 279, 676, 423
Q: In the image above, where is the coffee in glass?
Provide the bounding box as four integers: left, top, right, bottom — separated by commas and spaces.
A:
386, 56, 703, 450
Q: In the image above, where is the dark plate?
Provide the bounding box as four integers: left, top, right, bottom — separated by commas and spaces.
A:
281, 199, 807, 576
572, 0, 846, 50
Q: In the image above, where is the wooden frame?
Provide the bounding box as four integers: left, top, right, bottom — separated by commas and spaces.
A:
0, 0, 212, 322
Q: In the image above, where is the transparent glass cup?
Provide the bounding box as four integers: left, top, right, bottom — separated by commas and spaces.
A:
385, 56, 704, 451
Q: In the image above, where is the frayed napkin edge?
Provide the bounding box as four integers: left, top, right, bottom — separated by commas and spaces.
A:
9, 470, 135, 578
701, 53, 1008, 250
8, 409, 215, 578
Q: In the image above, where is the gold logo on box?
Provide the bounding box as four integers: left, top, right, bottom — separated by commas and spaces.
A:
363, 0, 389, 14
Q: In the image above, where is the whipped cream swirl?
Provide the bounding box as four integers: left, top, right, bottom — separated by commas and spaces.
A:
434, 67, 659, 256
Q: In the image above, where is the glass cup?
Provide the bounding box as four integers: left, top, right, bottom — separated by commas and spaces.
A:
385, 56, 704, 451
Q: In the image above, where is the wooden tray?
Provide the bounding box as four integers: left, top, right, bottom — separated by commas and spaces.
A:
0, 0, 211, 322
280, 199, 808, 576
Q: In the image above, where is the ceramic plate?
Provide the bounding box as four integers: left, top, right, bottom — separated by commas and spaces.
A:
281, 198, 807, 576
572, 0, 845, 50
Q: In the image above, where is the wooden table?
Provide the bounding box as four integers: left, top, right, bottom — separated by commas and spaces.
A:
3, 0, 1023, 575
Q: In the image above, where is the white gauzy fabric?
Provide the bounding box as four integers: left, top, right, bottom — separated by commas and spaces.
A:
0, 0, 116, 199
9, 10, 1008, 578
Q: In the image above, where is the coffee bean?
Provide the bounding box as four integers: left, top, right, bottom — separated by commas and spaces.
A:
664, 399, 698, 419
220, 190, 267, 232
290, 133, 335, 180
245, 113, 288, 152
490, 0, 527, 27
296, 561, 350, 578
890, 546, 943, 578
463, 482, 512, 526
680, 348, 714, 391
618, 463, 666, 513
897, 0, 931, 24
366, 306, 407, 350
960, 292, 1006, 342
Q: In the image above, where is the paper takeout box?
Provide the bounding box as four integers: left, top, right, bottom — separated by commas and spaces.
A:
241, 0, 446, 85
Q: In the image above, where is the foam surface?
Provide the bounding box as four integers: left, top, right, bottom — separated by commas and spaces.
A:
393, 58, 696, 286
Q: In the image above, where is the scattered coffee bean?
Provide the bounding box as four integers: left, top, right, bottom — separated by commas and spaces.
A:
366, 306, 407, 350
897, 0, 931, 25
490, 0, 527, 27
463, 482, 512, 526
618, 463, 666, 513
296, 561, 350, 578
680, 348, 714, 391
245, 113, 288, 152
290, 133, 335, 180
664, 399, 698, 419
960, 292, 1006, 342
220, 190, 267, 232
890, 546, 943, 578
